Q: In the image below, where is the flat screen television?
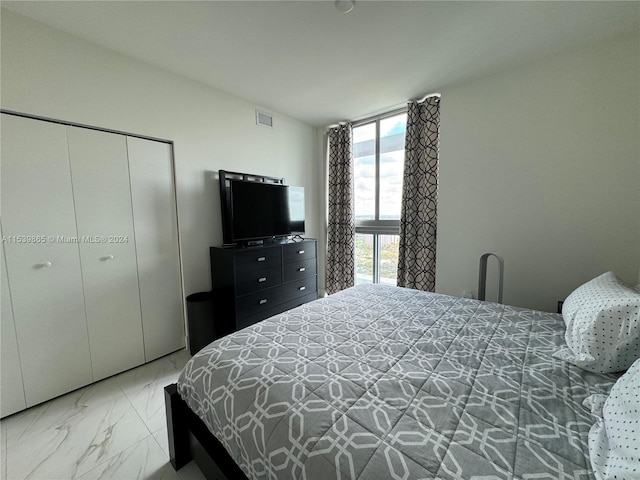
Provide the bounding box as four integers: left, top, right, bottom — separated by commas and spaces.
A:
221, 176, 305, 245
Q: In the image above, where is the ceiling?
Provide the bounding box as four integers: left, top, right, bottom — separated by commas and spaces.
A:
2, 1, 639, 126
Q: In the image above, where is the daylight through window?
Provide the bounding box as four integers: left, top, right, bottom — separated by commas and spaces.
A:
353, 110, 407, 285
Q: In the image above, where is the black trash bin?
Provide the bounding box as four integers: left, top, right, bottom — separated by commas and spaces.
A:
186, 291, 217, 355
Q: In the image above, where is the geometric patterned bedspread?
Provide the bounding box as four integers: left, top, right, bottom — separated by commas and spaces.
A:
177, 284, 619, 480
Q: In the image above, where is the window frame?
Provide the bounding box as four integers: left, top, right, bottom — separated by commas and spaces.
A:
352, 108, 406, 284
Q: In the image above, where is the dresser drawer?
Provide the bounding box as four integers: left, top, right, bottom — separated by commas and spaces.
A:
236, 292, 318, 330
281, 276, 317, 303
283, 241, 316, 263
235, 266, 282, 296
236, 286, 286, 319
283, 258, 317, 283
234, 247, 281, 273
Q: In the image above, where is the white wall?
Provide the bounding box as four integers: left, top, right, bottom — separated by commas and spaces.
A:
437, 33, 640, 311
0, 10, 321, 297
3, 11, 637, 314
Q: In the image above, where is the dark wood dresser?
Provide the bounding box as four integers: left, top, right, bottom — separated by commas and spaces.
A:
210, 238, 318, 331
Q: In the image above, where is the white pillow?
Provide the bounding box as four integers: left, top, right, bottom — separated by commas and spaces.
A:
586, 358, 640, 479
554, 271, 640, 373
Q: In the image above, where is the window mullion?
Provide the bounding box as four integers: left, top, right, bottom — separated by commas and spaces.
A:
374, 120, 380, 222
373, 234, 380, 284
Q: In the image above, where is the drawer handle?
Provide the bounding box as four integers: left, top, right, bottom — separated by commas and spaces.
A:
297, 250, 305, 255
298, 267, 306, 272
298, 286, 306, 291
257, 256, 266, 262
259, 299, 268, 305
35, 261, 52, 269
100, 255, 115, 261
258, 277, 267, 283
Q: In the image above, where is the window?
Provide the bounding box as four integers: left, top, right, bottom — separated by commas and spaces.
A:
353, 111, 407, 285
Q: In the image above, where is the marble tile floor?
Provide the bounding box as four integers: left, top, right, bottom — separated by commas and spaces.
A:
1, 349, 206, 480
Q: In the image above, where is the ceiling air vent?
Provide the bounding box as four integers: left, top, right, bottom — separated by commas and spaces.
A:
256, 110, 273, 128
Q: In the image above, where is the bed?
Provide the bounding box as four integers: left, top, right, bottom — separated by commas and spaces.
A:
165, 280, 639, 479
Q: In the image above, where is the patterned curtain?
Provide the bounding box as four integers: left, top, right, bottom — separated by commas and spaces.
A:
326, 124, 355, 295
397, 97, 441, 291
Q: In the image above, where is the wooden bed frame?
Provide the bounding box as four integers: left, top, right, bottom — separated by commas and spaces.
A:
164, 383, 249, 480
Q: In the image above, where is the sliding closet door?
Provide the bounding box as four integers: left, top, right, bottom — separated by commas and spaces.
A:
67, 127, 145, 380
1, 114, 93, 406
1, 238, 26, 417
127, 137, 185, 361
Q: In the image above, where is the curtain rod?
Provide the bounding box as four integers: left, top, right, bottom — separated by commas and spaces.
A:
326, 93, 441, 130
326, 105, 406, 131
351, 106, 408, 128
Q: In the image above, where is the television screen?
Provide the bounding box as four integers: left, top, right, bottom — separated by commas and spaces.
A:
229, 180, 291, 242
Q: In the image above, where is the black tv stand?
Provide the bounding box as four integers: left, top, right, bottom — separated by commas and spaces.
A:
210, 239, 318, 331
